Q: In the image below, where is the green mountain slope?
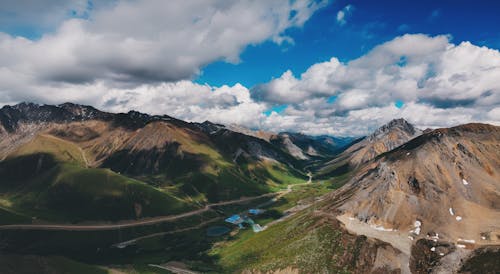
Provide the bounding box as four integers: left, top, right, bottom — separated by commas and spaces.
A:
0, 103, 310, 223
0, 152, 194, 222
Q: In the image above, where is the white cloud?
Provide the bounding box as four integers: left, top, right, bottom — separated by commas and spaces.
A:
99, 81, 268, 128
252, 34, 500, 135
1, 5, 499, 138
336, 4, 353, 26
0, 0, 93, 35
0, 0, 328, 86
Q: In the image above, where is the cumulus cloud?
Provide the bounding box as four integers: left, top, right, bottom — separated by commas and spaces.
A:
252, 34, 500, 135
100, 81, 268, 128
0, 0, 328, 86
0, 78, 268, 129
0, 0, 93, 35
0, 3, 499, 137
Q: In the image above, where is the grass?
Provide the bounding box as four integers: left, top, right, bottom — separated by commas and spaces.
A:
0, 173, 345, 271
0, 129, 346, 273
0, 153, 195, 222
264, 162, 308, 186
210, 211, 350, 273
123, 264, 173, 273
0, 255, 108, 274
0, 206, 31, 225
203, 174, 354, 273
7, 134, 87, 166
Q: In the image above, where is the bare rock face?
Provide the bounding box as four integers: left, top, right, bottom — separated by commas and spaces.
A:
348, 118, 423, 167
318, 118, 422, 177
326, 123, 500, 272
269, 132, 355, 161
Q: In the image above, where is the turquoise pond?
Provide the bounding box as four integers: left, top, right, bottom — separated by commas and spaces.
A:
206, 226, 231, 237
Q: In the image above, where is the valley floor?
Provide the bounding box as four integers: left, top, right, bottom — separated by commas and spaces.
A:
0, 175, 338, 274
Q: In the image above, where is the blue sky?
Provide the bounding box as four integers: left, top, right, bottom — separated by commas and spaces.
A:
197, 0, 500, 88
0, 0, 499, 136
197, 0, 500, 120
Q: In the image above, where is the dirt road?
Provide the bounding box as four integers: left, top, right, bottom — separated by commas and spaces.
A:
0, 193, 277, 231
113, 217, 222, 248
0, 175, 315, 232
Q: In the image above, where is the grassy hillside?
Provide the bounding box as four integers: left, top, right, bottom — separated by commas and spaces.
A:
210, 211, 350, 273
8, 134, 87, 166
0, 153, 194, 222
0, 206, 31, 225
0, 135, 307, 222
0, 121, 310, 223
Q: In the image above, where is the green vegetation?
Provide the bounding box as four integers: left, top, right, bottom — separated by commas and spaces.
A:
0, 126, 311, 223
211, 212, 349, 273
0, 153, 194, 222
0, 206, 31, 225
0, 255, 108, 274
8, 134, 87, 166
262, 162, 308, 186
0, 173, 347, 272
122, 264, 173, 273
0, 127, 348, 273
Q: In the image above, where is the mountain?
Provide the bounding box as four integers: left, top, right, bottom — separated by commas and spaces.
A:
200, 122, 354, 160
2, 104, 498, 273
212, 123, 500, 273
330, 123, 500, 239
270, 132, 354, 160
317, 118, 422, 177
0, 102, 308, 223
325, 123, 500, 272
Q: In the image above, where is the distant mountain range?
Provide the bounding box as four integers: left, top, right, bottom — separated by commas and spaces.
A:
0, 102, 498, 273
0, 102, 352, 223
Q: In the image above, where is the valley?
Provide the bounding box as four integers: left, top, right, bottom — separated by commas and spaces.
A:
0, 103, 498, 273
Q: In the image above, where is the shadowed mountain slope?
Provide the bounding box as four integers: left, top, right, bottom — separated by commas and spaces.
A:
0, 102, 311, 223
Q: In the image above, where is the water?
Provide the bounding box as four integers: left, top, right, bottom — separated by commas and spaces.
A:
206, 226, 231, 237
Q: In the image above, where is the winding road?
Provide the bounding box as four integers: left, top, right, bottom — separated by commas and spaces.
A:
0, 174, 314, 232
0, 193, 277, 231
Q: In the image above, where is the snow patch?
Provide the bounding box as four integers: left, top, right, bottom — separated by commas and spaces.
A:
428, 233, 439, 240
430, 247, 436, 252
462, 179, 469, 185
457, 244, 466, 249
455, 216, 462, 221
406, 152, 410, 156
458, 238, 475, 244
428, 233, 439, 242
439, 252, 445, 256
449, 208, 454, 216
370, 224, 395, 232
409, 220, 422, 235
481, 236, 486, 240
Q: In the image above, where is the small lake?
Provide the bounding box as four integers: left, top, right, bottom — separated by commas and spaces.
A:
206, 226, 231, 237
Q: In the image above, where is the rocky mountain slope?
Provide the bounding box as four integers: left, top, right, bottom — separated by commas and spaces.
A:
270, 132, 354, 160
218, 122, 499, 274
323, 123, 500, 273
197, 122, 354, 161
317, 118, 422, 177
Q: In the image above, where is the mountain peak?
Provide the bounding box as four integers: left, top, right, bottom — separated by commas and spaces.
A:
369, 118, 418, 140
